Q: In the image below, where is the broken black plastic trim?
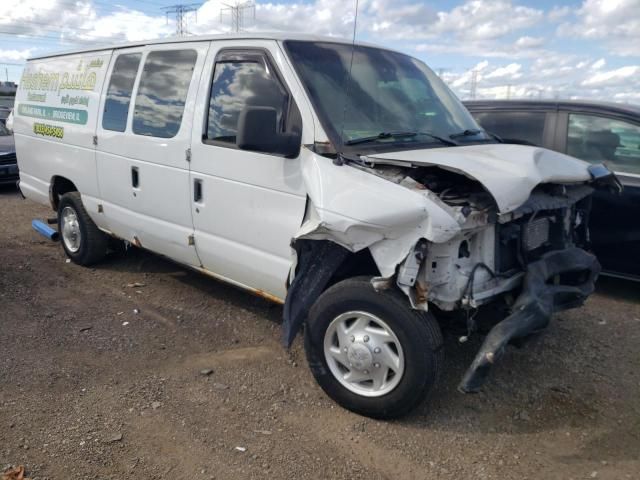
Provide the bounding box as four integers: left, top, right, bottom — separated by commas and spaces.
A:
282, 240, 350, 348
458, 247, 600, 393
588, 164, 623, 194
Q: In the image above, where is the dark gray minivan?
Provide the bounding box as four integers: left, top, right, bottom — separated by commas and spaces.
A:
465, 100, 640, 280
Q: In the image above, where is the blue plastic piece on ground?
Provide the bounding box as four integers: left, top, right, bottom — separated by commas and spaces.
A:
32, 219, 59, 241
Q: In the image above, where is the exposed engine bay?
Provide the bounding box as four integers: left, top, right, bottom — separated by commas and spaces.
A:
357, 160, 596, 311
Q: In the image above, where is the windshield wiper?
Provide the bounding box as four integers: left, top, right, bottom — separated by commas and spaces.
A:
345, 131, 457, 146
449, 128, 502, 143
449, 129, 483, 139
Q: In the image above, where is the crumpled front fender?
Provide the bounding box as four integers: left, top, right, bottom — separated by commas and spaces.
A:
298, 154, 463, 274
280, 153, 467, 346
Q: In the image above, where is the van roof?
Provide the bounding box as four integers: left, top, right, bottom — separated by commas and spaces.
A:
28, 32, 388, 61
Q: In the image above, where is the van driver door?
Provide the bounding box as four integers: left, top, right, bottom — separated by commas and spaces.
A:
188, 40, 313, 299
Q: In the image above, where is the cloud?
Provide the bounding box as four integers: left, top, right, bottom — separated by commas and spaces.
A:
612, 91, 640, 102
77, 10, 172, 42
515, 36, 544, 48
430, 0, 543, 40
448, 61, 524, 100
237, 0, 436, 39
194, 0, 545, 43
0, 0, 96, 38
0, 48, 33, 62
190, 0, 358, 37
415, 40, 545, 60
484, 63, 522, 80
559, 0, 640, 56
582, 65, 640, 87
450, 60, 488, 88
548, 5, 571, 21
0, 0, 173, 47
442, 53, 640, 102
413, 2, 547, 59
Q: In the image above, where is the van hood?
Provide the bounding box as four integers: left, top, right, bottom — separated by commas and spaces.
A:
364, 143, 592, 213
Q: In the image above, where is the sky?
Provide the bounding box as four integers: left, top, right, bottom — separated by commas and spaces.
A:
1, 0, 639, 103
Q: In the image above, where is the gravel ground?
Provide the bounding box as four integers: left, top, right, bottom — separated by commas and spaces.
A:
1, 184, 639, 480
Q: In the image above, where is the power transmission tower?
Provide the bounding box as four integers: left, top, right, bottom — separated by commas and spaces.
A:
469, 69, 478, 99
164, 3, 202, 36
220, 1, 256, 32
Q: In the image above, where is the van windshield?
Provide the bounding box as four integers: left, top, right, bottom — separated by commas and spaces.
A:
284, 41, 490, 151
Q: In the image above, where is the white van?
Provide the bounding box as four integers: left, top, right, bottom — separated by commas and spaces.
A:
14, 33, 614, 418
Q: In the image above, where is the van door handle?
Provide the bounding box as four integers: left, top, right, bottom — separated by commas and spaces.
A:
131, 166, 139, 188
194, 179, 203, 203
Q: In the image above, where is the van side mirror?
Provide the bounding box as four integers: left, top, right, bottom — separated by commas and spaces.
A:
236, 106, 301, 158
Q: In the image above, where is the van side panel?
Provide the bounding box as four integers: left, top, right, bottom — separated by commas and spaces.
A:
94, 43, 210, 267
13, 52, 112, 218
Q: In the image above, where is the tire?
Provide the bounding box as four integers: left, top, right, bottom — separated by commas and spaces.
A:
304, 276, 444, 419
58, 192, 108, 266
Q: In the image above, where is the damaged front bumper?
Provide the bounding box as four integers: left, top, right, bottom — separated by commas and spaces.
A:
458, 247, 601, 393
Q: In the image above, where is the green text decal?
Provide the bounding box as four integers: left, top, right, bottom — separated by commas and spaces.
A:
18, 104, 88, 125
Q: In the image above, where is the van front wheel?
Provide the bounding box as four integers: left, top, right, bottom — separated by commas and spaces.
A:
58, 192, 108, 266
304, 277, 443, 419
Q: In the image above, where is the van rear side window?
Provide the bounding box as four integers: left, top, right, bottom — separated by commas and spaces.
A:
132, 49, 197, 138
103, 53, 141, 132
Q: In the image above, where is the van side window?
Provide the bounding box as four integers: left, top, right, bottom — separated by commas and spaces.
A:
103, 53, 141, 132
132, 49, 197, 139
205, 53, 289, 144
567, 114, 640, 175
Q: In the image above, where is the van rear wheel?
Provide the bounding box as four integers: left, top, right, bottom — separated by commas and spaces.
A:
58, 192, 108, 266
304, 277, 443, 419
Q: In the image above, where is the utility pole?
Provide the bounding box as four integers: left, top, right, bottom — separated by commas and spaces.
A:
506, 83, 512, 99
469, 69, 478, 99
163, 3, 202, 36
220, 1, 256, 32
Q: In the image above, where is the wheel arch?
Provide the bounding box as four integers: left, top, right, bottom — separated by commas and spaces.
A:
49, 176, 79, 211
282, 239, 383, 347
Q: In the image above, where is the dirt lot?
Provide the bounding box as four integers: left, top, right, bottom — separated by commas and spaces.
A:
1, 185, 639, 480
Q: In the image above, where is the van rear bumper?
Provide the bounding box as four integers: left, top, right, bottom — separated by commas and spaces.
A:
458, 247, 600, 393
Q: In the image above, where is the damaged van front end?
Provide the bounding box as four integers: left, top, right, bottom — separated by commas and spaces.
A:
285, 142, 611, 394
